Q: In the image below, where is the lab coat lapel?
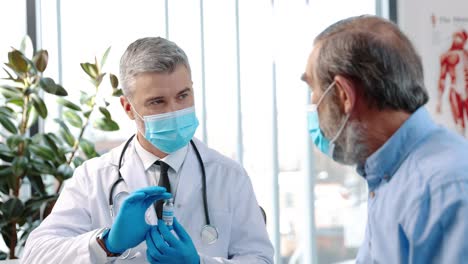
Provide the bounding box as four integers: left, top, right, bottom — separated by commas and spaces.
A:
174, 142, 203, 223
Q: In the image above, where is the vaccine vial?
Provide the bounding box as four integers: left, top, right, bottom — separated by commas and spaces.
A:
162, 198, 174, 227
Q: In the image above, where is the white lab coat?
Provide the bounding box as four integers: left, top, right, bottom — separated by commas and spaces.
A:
21, 138, 274, 264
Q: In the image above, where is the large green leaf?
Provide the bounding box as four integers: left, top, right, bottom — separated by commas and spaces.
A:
99, 106, 111, 120
55, 119, 75, 147
93, 118, 119, 131
24, 195, 56, 213
6, 135, 24, 150
30, 159, 55, 175
80, 62, 98, 79
42, 133, 59, 153
26, 105, 39, 129
11, 156, 28, 177
57, 164, 74, 180
1, 225, 11, 249
8, 50, 29, 74
0, 185, 7, 196
33, 50, 48, 72
63, 110, 83, 128
25, 175, 47, 196
30, 93, 48, 118
56, 97, 81, 111
93, 73, 105, 87
0, 115, 17, 134
80, 91, 94, 107
39, 77, 68, 96
72, 156, 85, 167
0, 85, 22, 98
0, 166, 13, 178
43, 134, 66, 164
61, 130, 75, 147
29, 145, 56, 161
2, 198, 24, 220
83, 110, 92, 118
6, 97, 24, 107
2, 67, 15, 80
112, 88, 123, 97
109, 73, 119, 89
79, 138, 99, 159
0, 144, 14, 162
0, 106, 14, 118
0, 165, 15, 193
101, 47, 111, 68
20, 36, 33, 59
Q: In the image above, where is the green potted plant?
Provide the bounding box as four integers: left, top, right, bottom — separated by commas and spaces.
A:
0, 37, 122, 259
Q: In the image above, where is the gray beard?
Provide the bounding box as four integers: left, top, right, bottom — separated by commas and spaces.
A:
332, 120, 369, 165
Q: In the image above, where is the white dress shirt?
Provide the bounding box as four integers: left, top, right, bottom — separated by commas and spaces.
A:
133, 137, 188, 199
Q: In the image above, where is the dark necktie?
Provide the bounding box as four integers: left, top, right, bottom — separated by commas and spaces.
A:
155, 160, 170, 219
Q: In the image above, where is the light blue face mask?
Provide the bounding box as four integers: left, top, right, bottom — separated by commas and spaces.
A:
307, 81, 350, 159
134, 106, 199, 154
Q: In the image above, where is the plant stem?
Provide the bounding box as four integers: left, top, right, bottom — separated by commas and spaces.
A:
9, 224, 17, 259
9, 78, 33, 258
66, 95, 96, 165
58, 88, 98, 193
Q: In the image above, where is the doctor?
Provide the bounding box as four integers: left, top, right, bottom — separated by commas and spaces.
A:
22, 37, 274, 264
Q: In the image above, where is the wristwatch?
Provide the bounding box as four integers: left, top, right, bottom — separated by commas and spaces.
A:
96, 228, 122, 257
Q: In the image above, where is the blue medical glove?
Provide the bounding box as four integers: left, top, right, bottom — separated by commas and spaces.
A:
105, 186, 172, 254
145, 218, 200, 264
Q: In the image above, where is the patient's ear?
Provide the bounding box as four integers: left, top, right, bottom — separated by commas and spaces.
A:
334, 75, 356, 114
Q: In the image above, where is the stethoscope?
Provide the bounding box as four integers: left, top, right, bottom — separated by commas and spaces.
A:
108, 135, 219, 259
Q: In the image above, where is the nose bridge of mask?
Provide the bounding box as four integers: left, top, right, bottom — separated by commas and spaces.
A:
145, 108, 196, 135
143, 106, 195, 122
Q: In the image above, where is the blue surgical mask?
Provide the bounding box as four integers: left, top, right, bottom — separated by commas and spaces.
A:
307, 81, 350, 159
133, 106, 199, 153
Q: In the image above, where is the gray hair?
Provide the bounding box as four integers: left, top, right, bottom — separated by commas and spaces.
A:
314, 15, 428, 113
120, 37, 191, 97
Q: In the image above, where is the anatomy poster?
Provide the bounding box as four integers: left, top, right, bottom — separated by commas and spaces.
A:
398, 0, 468, 138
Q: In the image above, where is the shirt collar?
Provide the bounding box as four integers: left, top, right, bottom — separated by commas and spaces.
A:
134, 136, 188, 173
357, 107, 438, 189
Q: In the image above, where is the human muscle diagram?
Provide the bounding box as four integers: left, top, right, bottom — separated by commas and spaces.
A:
436, 30, 468, 135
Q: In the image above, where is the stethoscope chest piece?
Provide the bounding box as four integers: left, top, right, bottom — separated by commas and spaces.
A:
201, 224, 218, 244
110, 191, 129, 218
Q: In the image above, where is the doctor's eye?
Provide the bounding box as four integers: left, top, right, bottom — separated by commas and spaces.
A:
177, 93, 189, 100
149, 99, 165, 105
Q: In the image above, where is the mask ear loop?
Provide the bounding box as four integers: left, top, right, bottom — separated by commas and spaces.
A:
128, 101, 144, 121
329, 112, 351, 145
315, 81, 337, 107
329, 79, 355, 145
128, 101, 146, 137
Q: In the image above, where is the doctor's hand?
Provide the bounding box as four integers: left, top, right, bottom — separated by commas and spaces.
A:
105, 186, 172, 254
146, 218, 200, 264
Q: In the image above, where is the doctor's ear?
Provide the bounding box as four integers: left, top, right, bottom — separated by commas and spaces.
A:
120, 96, 136, 120
334, 76, 356, 114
